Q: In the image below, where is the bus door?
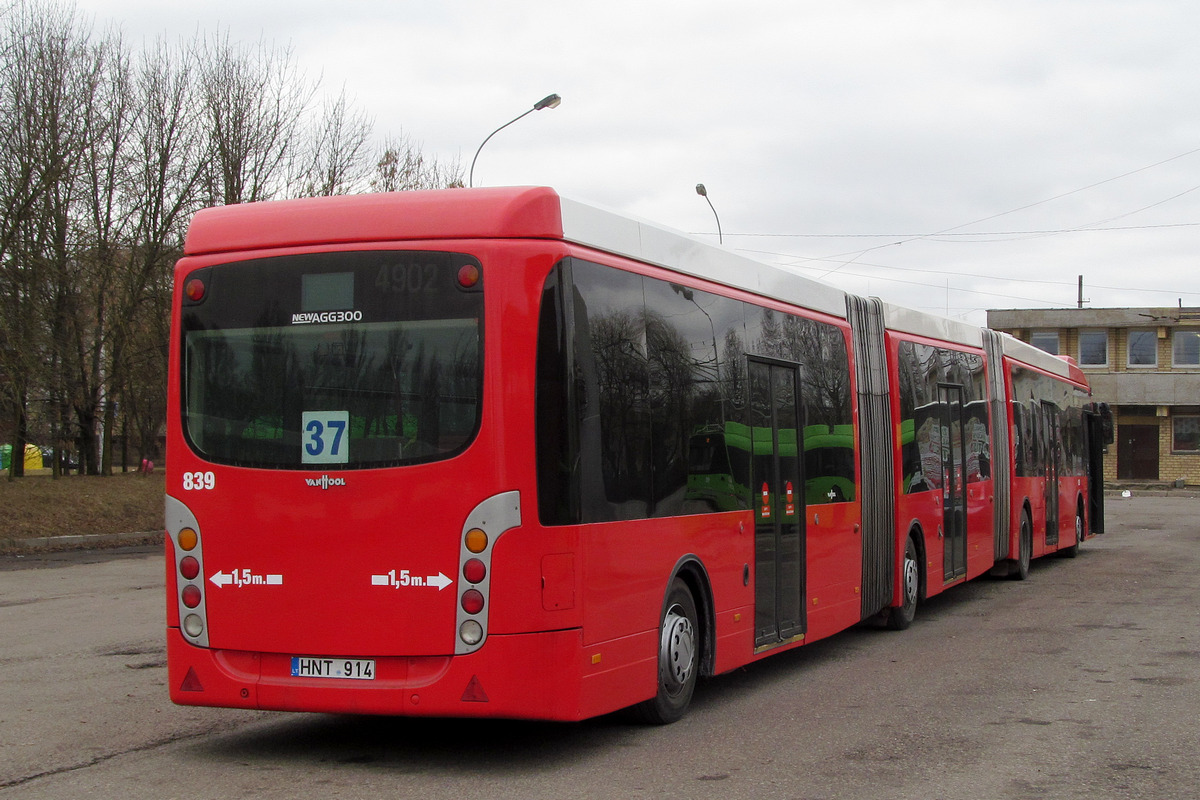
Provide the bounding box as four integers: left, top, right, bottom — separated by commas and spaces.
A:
939, 384, 967, 582
749, 359, 806, 650
1042, 401, 1061, 546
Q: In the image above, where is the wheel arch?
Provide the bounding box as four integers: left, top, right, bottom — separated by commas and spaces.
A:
667, 555, 716, 678
906, 521, 928, 603
1018, 497, 1033, 553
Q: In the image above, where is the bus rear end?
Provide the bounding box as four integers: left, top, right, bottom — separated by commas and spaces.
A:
165, 192, 589, 720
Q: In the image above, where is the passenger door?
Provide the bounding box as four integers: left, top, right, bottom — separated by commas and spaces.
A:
939, 384, 967, 582
750, 359, 806, 649
1042, 401, 1061, 546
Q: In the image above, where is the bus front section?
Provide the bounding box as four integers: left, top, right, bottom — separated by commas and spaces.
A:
165, 247, 580, 720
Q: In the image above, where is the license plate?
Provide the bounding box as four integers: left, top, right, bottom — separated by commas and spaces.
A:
290, 656, 375, 680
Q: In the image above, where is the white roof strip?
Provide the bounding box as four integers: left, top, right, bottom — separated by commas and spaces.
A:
558, 195, 848, 319
997, 331, 1072, 377
880, 301, 984, 348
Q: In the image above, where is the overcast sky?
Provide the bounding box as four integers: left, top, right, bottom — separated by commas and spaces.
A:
72, 0, 1200, 326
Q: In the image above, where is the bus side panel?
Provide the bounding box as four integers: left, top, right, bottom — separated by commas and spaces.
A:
894, 489, 942, 597
1009, 475, 1040, 559
965, 477, 996, 578
576, 511, 756, 712
580, 513, 753, 649
803, 499, 864, 641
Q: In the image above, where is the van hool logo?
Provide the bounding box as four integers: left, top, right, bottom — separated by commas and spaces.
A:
305, 474, 346, 489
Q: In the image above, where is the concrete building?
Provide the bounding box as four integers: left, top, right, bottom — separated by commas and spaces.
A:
987, 307, 1200, 486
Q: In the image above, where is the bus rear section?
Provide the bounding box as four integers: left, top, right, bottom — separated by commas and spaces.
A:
166, 237, 600, 720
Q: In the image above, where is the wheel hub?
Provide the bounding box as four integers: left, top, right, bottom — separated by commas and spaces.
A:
661, 605, 696, 690
903, 556, 918, 602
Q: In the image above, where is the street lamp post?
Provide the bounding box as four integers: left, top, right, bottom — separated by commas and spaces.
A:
695, 183, 723, 244
468, 93, 561, 188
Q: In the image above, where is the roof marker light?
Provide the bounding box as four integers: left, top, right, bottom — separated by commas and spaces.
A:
184, 278, 206, 302
457, 264, 481, 289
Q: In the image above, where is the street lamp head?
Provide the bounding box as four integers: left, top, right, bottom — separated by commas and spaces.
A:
695, 183, 722, 244
469, 93, 562, 188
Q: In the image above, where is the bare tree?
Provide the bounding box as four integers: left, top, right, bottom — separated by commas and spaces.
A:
195, 30, 314, 206
74, 29, 136, 475
97, 36, 205, 473
0, 3, 465, 479
293, 87, 374, 196
0, 1, 104, 477
371, 132, 463, 192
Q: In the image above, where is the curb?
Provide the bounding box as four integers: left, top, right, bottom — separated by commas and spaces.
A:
1, 530, 163, 555
1105, 490, 1200, 499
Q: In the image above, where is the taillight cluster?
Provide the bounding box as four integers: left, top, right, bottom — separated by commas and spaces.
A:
455, 491, 522, 655
166, 496, 209, 647
458, 529, 489, 646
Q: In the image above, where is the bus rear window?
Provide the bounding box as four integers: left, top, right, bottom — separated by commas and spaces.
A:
181, 251, 483, 469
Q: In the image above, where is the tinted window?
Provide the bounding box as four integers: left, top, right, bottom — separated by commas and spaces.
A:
535, 258, 857, 524
896, 341, 990, 492
1011, 365, 1089, 477
182, 251, 483, 469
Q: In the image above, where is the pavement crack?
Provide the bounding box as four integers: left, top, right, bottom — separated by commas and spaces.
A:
1, 724, 229, 789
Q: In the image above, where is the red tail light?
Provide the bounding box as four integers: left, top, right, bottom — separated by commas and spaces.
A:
182, 584, 202, 609
180, 556, 200, 580
461, 589, 485, 615
463, 558, 486, 584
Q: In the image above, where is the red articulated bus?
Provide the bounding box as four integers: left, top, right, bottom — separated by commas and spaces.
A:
165, 187, 1107, 723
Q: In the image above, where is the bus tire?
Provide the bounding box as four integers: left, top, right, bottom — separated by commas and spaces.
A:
887, 534, 920, 631
1011, 510, 1032, 580
635, 578, 699, 725
1060, 507, 1082, 559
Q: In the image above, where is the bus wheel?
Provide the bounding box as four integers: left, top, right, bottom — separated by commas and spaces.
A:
635, 578, 699, 724
1060, 510, 1082, 559
1012, 510, 1032, 580
887, 535, 919, 631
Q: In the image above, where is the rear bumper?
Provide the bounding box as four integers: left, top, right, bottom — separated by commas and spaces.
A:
167, 626, 606, 721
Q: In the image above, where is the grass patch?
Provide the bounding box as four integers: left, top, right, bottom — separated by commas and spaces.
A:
0, 470, 164, 545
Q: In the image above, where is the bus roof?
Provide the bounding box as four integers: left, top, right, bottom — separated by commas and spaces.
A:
880, 301, 984, 349
997, 330, 1077, 380
181, 187, 1083, 376
183, 186, 848, 319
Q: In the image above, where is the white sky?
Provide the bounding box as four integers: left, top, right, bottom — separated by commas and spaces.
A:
73, 0, 1200, 326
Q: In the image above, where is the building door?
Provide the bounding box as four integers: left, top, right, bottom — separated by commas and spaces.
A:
749, 359, 806, 650
1117, 424, 1159, 480
939, 384, 967, 582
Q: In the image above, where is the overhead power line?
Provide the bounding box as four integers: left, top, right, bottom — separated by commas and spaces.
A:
710, 220, 1200, 240
744, 145, 1200, 279
739, 247, 1200, 298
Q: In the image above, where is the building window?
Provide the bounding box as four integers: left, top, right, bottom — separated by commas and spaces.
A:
1173, 416, 1200, 453
1173, 330, 1200, 367
1078, 329, 1108, 366
1127, 329, 1158, 367
1030, 330, 1059, 355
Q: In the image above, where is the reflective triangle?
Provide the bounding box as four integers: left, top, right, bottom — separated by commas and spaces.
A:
179, 666, 204, 692
461, 675, 489, 703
